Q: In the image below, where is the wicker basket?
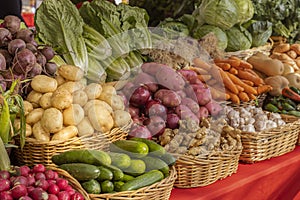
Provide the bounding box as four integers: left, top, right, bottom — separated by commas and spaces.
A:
89, 166, 177, 200
14, 124, 130, 167
173, 149, 242, 188
48, 166, 90, 200
280, 114, 300, 145
239, 119, 300, 163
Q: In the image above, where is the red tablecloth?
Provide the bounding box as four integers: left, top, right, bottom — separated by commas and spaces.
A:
170, 146, 300, 200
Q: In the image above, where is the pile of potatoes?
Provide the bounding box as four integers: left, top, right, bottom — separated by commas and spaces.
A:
20, 65, 132, 142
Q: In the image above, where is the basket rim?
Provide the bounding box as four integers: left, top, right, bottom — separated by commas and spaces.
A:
89, 165, 177, 198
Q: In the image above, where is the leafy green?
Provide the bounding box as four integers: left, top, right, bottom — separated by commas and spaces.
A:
225, 25, 252, 52
157, 18, 190, 39
0, 137, 10, 170
245, 20, 273, 47
35, 0, 89, 71
233, 0, 254, 24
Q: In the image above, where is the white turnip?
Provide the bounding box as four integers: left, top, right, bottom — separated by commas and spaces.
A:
3, 15, 21, 34
8, 39, 26, 55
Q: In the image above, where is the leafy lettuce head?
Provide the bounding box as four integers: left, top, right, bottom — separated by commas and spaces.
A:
225, 25, 252, 52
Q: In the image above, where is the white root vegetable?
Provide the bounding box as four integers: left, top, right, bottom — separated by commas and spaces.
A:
83, 100, 113, 115
31, 75, 58, 93
51, 89, 73, 110
99, 84, 116, 97
39, 92, 53, 109
57, 81, 85, 94
88, 104, 114, 133
26, 108, 44, 125
58, 65, 84, 81
73, 90, 88, 107
27, 90, 43, 108
113, 110, 131, 128
55, 75, 66, 86
77, 117, 94, 136
84, 83, 102, 99
63, 104, 84, 126
52, 126, 78, 141
23, 100, 33, 116
99, 94, 125, 111
32, 121, 50, 142
41, 107, 63, 133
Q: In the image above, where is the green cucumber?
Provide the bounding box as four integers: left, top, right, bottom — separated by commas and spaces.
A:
81, 179, 101, 194
100, 180, 114, 193
141, 156, 169, 177
108, 152, 131, 169
113, 181, 124, 192
124, 159, 146, 177
109, 140, 149, 158
130, 137, 166, 157
97, 166, 113, 181
120, 170, 164, 191
59, 163, 100, 181
52, 149, 111, 166
122, 174, 135, 182
159, 153, 177, 166
102, 164, 124, 181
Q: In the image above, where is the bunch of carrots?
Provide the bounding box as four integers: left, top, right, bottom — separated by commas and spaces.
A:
186, 56, 272, 104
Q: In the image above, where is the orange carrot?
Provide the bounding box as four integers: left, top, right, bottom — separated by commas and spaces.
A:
238, 60, 253, 69
238, 92, 250, 102
226, 90, 240, 104
216, 62, 231, 71
210, 87, 228, 100
236, 85, 244, 92
226, 72, 258, 95
237, 69, 264, 86
257, 85, 273, 95
193, 58, 212, 70
214, 58, 240, 68
228, 67, 238, 75
197, 74, 212, 82
241, 80, 254, 86
219, 69, 239, 94
185, 66, 209, 75
248, 93, 257, 100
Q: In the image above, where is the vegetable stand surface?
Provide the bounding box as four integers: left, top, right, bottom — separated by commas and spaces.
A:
170, 146, 300, 200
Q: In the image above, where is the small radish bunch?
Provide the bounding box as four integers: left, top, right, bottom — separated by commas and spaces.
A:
0, 164, 84, 200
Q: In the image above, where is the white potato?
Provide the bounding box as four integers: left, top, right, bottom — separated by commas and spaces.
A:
23, 101, 33, 116
39, 93, 53, 109
51, 126, 78, 141
84, 83, 102, 100
99, 94, 125, 111
57, 81, 85, 94
58, 65, 84, 81
32, 121, 50, 142
63, 104, 84, 126
51, 89, 73, 110
73, 90, 88, 107
14, 120, 32, 137
41, 108, 63, 133
26, 108, 44, 125
27, 90, 43, 108
113, 110, 131, 128
99, 84, 116, 98
77, 117, 94, 136
55, 75, 66, 86
83, 100, 113, 115
88, 104, 114, 133
31, 75, 58, 93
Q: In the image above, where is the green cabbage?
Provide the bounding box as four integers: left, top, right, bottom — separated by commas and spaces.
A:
246, 20, 273, 47
193, 0, 240, 30
233, 0, 254, 24
225, 25, 252, 52
192, 25, 228, 50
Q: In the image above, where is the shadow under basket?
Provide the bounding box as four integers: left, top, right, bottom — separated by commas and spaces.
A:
173, 149, 242, 188
88, 166, 177, 200
239, 119, 300, 163
14, 126, 129, 167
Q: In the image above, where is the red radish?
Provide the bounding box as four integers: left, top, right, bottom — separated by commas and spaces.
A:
205, 100, 223, 116
29, 188, 48, 200
56, 178, 68, 191
11, 184, 28, 199
19, 196, 33, 200
128, 105, 140, 118
17, 166, 31, 177
129, 124, 152, 139
70, 192, 84, 200
27, 174, 35, 186
47, 179, 56, 185
0, 179, 10, 192
33, 164, 46, 173
0, 191, 13, 200
48, 184, 60, 195
45, 170, 56, 180
64, 185, 75, 196
12, 176, 28, 186
166, 113, 180, 129
197, 106, 209, 119
53, 172, 59, 180
0, 171, 10, 179
48, 194, 59, 200
35, 172, 46, 180
57, 191, 70, 200
129, 86, 151, 107
144, 116, 166, 136
35, 179, 49, 191
26, 186, 35, 194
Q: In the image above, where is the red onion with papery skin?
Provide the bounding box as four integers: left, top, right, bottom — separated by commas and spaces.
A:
145, 99, 167, 119
144, 116, 166, 136
129, 86, 151, 107
166, 113, 180, 129
129, 124, 152, 139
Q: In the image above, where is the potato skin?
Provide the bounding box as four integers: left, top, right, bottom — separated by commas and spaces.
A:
63, 104, 85, 126
73, 90, 88, 107
87, 104, 114, 133
51, 89, 73, 110
32, 121, 50, 142
23, 101, 33, 116
58, 65, 84, 81
113, 110, 131, 128
57, 81, 85, 94
99, 94, 125, 111
41, 108, 63, 133
31, 75, 58, 93
27, 90, 43, 108
26, 108, 44, 125
52, 126, 78, 141
154, 89, 182, 107
83, 100, 113, 115
77, 117, 94, 136
100, 84, 116, 96
84, 83, 102, 100
39, 92, 53, 109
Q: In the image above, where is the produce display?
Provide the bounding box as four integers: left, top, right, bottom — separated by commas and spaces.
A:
0, 164, 84, 200
51, 139, 175, 194
22, 64, 131, 142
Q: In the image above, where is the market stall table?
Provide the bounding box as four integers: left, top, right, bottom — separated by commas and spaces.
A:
170, 145, 300, 200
